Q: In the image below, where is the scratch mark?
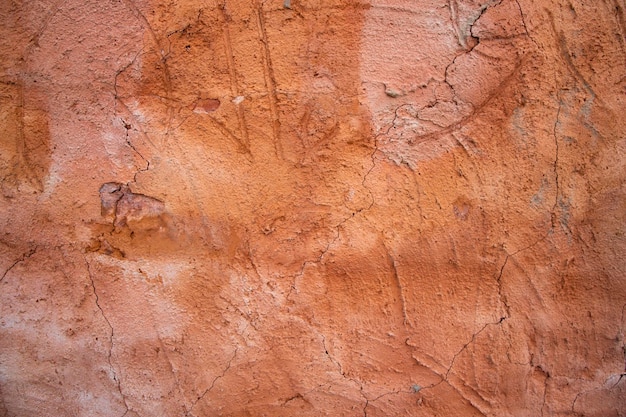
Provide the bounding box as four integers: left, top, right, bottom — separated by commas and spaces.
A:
540, 372, 548, 416
10, 80, 45, 190
256, 2, 283, 159
547, 11, 606, 111
205, 114, 252, 154
447, 0, 464, 48
408, 340, 449, 375
14, 80, 26, 173
383, 244, 410, 327
426, 58, 523, 146
219, 3, 251, 154
155, 332, 188, 412
557, 34, 597, 101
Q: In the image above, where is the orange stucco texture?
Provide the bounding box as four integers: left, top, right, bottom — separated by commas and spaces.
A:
1, 0, 625, 415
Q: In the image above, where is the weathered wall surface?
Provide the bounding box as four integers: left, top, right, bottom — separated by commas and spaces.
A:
1, 0, 625, 415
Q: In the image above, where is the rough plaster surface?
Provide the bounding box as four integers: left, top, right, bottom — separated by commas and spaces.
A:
1, 0, 625, 415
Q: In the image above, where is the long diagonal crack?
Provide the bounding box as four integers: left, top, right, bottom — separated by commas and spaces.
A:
187, 348, 238, 416
411, 318, 505, 416
443, 317, 506, 383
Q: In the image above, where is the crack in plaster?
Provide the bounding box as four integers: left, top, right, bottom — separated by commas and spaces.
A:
495, 233, 549, 318
570, 368, 626, 414
387, 31, 521, 152
122, 0, 174, 140
363, 388, 411, 416
112, 50, 163, 189
286, 90, 394, 300
447, 0, 503, 67
621, 304, 626, 371
288, 131, 381, 300
4, 3, 624, 417
218, 293, 259, 331
415, 317, 506, 414
283, 87, 391, 301
112, 49, 142, 115
471, 0, 504, 43
514, 0, 539, 48
495, 255, 512, 318
0, 246, 38, 284
551, 95, 562, 228
83, 256, 130, 417
443, 317, 507, 382
318, 325, 419, 416
448, 0, 503, 50
319, 334, 369, 415
187, 348, 238, 417
121, 119, 150, 185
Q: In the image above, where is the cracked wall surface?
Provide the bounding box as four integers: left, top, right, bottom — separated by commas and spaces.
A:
1, 0, 625, 415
